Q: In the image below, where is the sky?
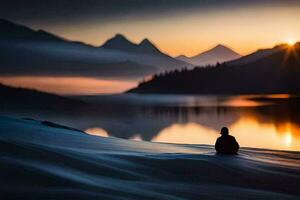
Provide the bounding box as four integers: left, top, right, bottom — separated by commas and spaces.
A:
1, 0, 300, 57
1, 0, 300, 94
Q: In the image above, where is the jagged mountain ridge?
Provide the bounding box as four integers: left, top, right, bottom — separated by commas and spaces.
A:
0, 19, 192, 79
101, 34, 162, 55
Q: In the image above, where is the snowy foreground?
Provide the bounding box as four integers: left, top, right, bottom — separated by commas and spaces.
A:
1, 116, 300, 200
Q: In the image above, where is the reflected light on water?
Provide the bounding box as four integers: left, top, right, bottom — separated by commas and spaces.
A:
226, 116, 300, 150
153, 116, 300, 151
75, 95, 300, 151
264, 94, 291, 99
153, 123, 219, 144
130, 135, 143, 141
220, 98, 267, 107
85, 128, 109, 137
277, 122, 293, 147
284, 133, 292, 147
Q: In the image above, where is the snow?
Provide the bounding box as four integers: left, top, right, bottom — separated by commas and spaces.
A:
1, 116, 299, 199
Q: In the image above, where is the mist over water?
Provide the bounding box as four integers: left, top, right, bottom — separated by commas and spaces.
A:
2, 94, 300, 151
0, 76, 136, 94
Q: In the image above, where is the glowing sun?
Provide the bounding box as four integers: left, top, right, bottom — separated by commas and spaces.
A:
286, 38, 296, 46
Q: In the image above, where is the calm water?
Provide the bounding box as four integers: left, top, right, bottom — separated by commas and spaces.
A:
3, 94, 300, 151
79, 94, 300, 151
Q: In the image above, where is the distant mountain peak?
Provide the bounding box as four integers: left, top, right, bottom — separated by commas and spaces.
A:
113, 33, 129, 41
139, 38, 151, 44
0, 19, 193, 81
208, 44, 238, 53
101, 34, 137, 50
213, 44, 229, 50
176, 55, 189, 59
139, 38, 158, 47
215, 44, 226, 48
138, 38, 161, 54
101, 34, 164, 55
176, 44, 241, 66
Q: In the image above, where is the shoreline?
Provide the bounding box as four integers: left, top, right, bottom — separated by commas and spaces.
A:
1, 116, 300, 199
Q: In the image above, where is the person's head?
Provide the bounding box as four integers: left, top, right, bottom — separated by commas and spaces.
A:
220, 127, 229, 136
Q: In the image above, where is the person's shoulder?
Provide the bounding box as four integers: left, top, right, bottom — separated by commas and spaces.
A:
228, 135, 236, 140
217, 136, 223, 140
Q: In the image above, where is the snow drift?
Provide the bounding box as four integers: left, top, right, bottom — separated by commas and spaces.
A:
0, 116, 300, 199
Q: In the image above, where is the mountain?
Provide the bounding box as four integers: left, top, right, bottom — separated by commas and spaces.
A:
0, 19, 65, 42
176, 44, 241, 66
0, 19, 192, 80
128, 43, 300, 94
101, 34, 138, 52
101, 34, 162, 55
226, 44, 285, 66
138, 38, 162, 54
176, 55, 190, 62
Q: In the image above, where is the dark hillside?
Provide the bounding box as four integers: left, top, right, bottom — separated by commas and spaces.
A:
128, 43, 300, 94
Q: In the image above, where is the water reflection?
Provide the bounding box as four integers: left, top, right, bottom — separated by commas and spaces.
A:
146, 96, 300, 150
229, 116, 300, 150
152, 123, 219, 144
145, 108, 300, 150
1, 94, 300, 151
85, 127, 109, 137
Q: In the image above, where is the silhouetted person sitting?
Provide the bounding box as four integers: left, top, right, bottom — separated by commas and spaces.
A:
215, 127, 239, 155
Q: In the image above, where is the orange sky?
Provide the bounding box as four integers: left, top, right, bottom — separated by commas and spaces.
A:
2, 2, 300, 94
43, 5, 300, 57
0, 76, 136, 95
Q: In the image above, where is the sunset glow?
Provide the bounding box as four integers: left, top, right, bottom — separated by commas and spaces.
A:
0, 76, 136, 95
6, 2, 300, 57
1, 1, 300, 94
153, 116, 300, 151
287, 38, 296, 46
1, 1, 300, 198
